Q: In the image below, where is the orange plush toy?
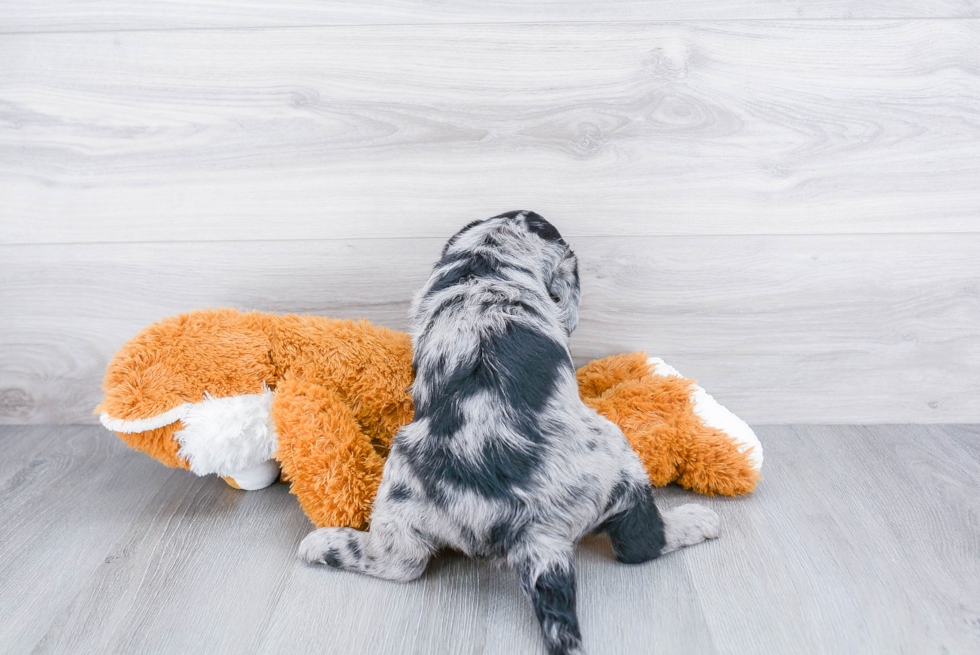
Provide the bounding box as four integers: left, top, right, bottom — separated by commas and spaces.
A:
98, 309, 762, 530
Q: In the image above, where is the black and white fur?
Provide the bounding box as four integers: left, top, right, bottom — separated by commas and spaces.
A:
300, 211, 720, 655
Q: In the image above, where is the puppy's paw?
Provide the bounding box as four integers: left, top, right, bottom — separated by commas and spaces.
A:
298, 528, 344, 567
661, 503, 720, 554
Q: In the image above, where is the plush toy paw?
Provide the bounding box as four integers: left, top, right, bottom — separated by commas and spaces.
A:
273, 374, 387, 530
661, 503, 721, 555
221, 459, 282, 490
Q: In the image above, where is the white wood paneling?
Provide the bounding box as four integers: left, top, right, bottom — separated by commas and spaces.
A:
3, 21, 979, 245
2, 234, 977, 425
3, 7, 979, 424
1, 1, 978, 33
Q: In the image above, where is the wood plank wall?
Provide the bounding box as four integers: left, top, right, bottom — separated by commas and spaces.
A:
2, 3, 979, 424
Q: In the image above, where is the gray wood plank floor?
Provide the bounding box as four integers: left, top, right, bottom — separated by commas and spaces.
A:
2, 424, 977, 654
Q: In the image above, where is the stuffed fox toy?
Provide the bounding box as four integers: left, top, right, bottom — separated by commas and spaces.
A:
98, 308, 762, 529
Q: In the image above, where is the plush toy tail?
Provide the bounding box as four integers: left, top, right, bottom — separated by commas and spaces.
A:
578, 352, 762, 496
646, 357, 763, 471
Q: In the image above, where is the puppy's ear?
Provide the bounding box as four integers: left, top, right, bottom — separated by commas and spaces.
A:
547, 247, 581, 335
441, 219, 484, 258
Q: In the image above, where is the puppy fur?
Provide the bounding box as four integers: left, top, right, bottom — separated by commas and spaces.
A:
300, 211, 720, 655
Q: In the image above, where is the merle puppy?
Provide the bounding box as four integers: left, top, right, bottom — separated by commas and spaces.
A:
300, 211, 720, 655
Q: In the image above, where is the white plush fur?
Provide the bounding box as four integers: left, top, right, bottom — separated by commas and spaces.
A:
647, 357, 763, 469
174, 389, 279, 477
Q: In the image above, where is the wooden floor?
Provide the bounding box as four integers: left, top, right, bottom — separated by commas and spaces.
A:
1, 424, 977, 654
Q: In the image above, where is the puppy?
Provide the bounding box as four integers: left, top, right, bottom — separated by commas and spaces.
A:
300, 211, 720, 655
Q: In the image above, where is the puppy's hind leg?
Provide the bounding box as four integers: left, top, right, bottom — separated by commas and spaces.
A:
299, 519, 432, 583
660, 502, 721, 555
299, 489, 433, 583
604, 483, 719, 563
511, 543, 583, 655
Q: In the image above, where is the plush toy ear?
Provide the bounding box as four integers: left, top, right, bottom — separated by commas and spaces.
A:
546, 246, 581, 335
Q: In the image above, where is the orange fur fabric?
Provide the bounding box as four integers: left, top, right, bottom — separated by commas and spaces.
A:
99, 309, 762, 529
577, 353, 760, 497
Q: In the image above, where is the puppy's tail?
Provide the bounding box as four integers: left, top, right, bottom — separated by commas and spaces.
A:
516, 556, 583, 655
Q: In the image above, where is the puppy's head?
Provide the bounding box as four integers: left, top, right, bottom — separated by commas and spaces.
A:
436, 210, 581, 334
